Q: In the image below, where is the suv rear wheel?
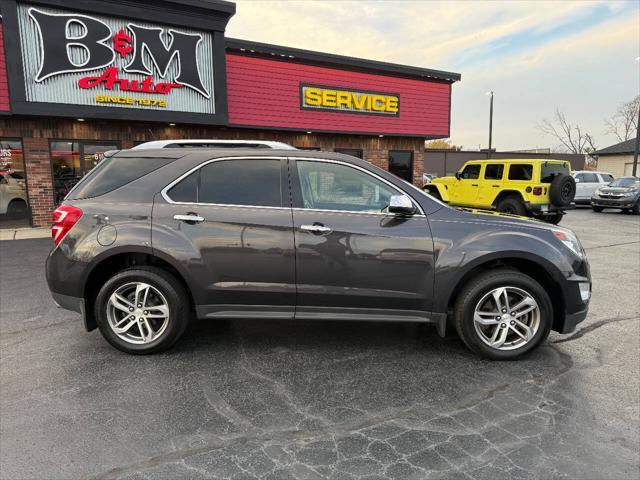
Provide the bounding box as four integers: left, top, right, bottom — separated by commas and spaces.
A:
496, 196, 526, 215
95, 267, 190, 354
454, 270, 552, 360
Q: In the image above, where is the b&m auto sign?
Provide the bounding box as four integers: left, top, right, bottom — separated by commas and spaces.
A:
16, 4, 216, 113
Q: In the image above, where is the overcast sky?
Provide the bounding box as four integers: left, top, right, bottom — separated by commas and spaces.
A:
226, 0, 640, 151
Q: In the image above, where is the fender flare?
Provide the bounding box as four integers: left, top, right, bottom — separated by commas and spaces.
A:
423, 183, 450, 202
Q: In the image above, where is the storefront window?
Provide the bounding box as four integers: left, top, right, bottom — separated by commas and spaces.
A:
0, 139, 31, 228
51, 141, 118, 204
388, 150, 413, 183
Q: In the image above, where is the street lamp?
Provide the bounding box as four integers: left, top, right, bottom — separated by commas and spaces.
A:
633, 57, 639, 176
486, 91, 494, 159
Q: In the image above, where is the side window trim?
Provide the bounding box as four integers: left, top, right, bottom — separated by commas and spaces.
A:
161, 156, 290, 209
289, 157, 425, 216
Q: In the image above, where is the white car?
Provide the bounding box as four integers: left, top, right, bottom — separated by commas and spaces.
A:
132, 139, 297, 150
572, 170, 614, 205
0, 171, 29, 218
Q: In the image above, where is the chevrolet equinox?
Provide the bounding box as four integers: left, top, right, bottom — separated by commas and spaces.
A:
46, 149, 591, 359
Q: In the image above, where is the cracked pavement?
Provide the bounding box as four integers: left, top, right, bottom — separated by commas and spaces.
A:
1, 208, 639, 479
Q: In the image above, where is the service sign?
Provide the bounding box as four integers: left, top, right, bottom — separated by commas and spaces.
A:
301, 84, 399, 116
16, 4, 216, 113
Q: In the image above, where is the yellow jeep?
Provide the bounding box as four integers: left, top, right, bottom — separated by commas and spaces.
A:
423, 159, 576, 224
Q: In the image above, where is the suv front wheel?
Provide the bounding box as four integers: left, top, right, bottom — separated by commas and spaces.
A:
95, 267, 190, 354
454, 270, 552, 360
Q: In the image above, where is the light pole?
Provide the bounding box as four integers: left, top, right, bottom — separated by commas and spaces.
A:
633, 57, 640, 177
486, 91, 494, 159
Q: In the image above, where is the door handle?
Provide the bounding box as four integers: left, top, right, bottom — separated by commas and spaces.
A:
471, 184, 479, 187
492, 185, 500, 188
173, 213, 205, 224
300, 224, 332, 234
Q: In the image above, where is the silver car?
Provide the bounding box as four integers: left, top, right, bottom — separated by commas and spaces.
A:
572, 170, 614, 205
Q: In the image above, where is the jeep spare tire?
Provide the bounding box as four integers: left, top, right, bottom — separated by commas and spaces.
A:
549, 174, 575, 206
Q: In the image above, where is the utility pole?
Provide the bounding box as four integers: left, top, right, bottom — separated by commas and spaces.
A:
487, 91, 494, 159
633, 104, 639, 177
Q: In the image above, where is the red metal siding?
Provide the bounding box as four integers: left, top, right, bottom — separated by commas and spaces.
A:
0, 22, 10, 112
226, 53, 450, 137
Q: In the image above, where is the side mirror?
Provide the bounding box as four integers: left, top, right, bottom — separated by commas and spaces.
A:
574, 178, 580, 183
388, 195, 416, 215
455, 171, 462, 180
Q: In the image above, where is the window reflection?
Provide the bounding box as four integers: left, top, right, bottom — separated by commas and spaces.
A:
0, 139, 30, 227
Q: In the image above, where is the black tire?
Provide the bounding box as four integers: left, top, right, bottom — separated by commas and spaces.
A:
453, 269, 552, 360
496, 196, 526, 216
6, 199, 28, 219
95, 267, 190, 354
632, 200, 640, 215
542, 214, 563, 225
549, 175, 575, 206
591, 206, 603, 213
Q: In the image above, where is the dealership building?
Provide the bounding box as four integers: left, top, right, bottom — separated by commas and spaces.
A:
0, 0, 460, 227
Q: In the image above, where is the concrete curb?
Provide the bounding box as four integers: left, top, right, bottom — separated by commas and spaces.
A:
0, 228, 50, 241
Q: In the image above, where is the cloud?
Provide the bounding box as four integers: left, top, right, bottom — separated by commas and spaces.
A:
226, 0, 639, 150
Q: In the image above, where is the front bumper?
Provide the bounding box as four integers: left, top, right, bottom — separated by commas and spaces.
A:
591, 196, 638, 209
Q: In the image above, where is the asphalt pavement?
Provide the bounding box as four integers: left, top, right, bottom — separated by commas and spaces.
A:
1, 208, 639, 480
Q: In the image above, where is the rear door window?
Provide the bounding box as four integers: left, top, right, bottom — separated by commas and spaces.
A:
199, 159, 282, 207
508, 164, 533, 181
484, 164, 504, 180
599, 173, 614, 183
580, 172, 598, 183
540, 162, 569, 183
69, 156, 178, 199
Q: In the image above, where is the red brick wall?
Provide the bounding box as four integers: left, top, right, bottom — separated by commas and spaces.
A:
22, 138, 54, 227
0, 22, 10, 112
0, 117, 425, 226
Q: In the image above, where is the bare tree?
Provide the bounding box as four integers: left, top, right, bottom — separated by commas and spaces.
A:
604, 95, 639, 142
537, 109, 597, 154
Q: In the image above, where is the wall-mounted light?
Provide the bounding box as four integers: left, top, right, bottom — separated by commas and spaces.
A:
379, 134, 384, 138
306, 131, 312, 134
77, 118, 85, 122
169, 123, 176, 126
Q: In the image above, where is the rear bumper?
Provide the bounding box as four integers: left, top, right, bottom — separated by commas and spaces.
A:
51, 291, 94, 331
525, 202, 570, 216
560, 307, 589, 334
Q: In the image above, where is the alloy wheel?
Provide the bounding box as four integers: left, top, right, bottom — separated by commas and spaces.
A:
106, 282, 170, 345
473, 286, 540, 351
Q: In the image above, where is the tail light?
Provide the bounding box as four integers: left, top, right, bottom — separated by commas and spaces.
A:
533, 186, 543, 195
52, 205, 83, 245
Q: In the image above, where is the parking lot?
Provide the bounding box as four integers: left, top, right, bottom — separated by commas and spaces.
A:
1, 208, 638, 480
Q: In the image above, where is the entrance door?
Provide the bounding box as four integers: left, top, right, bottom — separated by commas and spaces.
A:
51, 141, 118, 204
290, 158, 435, 319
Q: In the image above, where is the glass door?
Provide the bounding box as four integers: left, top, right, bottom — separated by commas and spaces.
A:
1, 139, 31, 228
51, 141, 119, 205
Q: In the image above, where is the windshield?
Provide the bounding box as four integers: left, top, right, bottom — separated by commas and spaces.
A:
609, 177, 639, 187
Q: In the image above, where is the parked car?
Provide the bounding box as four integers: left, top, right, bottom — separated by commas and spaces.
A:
572, 170, 614, 205
132, 139, 297, 150
46, 149, 591, 360
591, 176, 640, 214
423, 159, 576, 224
0, 171, 29, 219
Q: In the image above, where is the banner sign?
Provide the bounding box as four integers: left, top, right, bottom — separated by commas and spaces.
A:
16, 4, 216, 113
300, 84, 399, 116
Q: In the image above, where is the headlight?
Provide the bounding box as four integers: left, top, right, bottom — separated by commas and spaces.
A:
594, 188, 603, 196
552, 228, 585, 258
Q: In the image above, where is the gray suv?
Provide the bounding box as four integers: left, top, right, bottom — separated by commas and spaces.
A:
46, 149, 591, 359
